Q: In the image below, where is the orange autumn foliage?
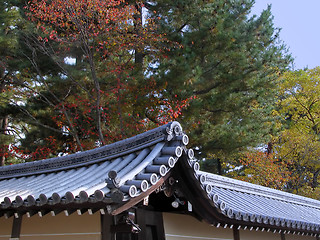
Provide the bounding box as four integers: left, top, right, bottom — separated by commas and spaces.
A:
235, 151, 293, 190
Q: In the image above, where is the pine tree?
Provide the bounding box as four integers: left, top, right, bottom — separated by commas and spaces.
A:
0, 0, 25, 165
147, 0, 292, 170
1, 0, 292, 166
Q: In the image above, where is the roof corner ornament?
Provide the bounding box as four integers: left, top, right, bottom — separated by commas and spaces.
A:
166, 121, 183, 141
106, 170, 121, 189
105, 170, 125, 202
110, 188, 125, 203
106, 170, 137, 198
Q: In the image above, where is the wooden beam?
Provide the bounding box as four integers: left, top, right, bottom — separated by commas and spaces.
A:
38, 210, 50, 217
63, 209, 76, 216
76, 209, 87, 215
4, 211, 14, 219
50, 209, 63, 217
26, 210, 38, 218
111, 174, 169, 216
11, 215, 22, 239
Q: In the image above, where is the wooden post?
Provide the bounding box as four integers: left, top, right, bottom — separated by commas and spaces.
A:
101, 213, 115, 240
233, 227, 240, 240
136, 208, 165, 240
105, 209, 165, 240
10, 215, 23, 240
280, 232, 286, 240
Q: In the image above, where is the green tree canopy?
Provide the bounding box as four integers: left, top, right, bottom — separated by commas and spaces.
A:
147, 0, 292, 166
0, 0, 293, 170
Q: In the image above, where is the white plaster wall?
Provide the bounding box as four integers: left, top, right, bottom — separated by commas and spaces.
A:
163, 212, 317, 240
239, 229, 283, 240
239, 228, 316, 240
286, 234, 316, 240
163, 212, 233, 240
19, 212, 101, 240
0, 217, 12, 239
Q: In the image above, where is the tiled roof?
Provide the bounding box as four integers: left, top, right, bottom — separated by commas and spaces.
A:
0, 122, 188, 215
0, 121, 320, 237
200, 171, 320, 231
172, 150, 320, 237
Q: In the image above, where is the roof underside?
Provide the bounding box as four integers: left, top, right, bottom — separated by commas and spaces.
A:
0, 122, 320, 237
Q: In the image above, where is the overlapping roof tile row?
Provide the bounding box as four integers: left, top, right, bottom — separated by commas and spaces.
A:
0, 122, 319, 237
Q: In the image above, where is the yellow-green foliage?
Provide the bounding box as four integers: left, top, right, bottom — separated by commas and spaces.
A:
275, 67, 320, 199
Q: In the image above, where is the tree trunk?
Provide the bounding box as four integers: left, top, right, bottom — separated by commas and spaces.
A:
0, 148, 5, 166
134, 3, 144, 67
312, 169, 320, 189
88, 50, 105, 146
0, 115, 9, 166
217, 158, 222, 175
266, 142, 273, 155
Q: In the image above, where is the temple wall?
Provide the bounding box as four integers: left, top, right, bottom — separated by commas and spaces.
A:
0, 211, 317, 240
240, 229, 315, 240
163, 212, 233, 240
286, 234, 316, 240
163, 212, 317, 240
19, 212, 100, 240
0, 217, 12, 239
239, 229, 281, 240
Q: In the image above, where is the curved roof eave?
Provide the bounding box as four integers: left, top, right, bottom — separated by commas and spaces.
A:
173, 153, 320, 236
0, 122, 189, 216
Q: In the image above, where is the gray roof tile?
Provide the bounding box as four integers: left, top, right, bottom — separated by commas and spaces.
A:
192, 170, 320, 234
0, 122, 186, 209
0, 121, 320, 236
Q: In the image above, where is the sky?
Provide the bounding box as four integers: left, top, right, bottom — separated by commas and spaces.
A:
251, 0, 320, 70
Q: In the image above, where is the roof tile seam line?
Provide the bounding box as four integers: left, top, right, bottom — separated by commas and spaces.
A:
100, 123, 186, 211
203, 172, 320, 205
0, 134, 164, 179
196, 172, 320, 234
203, 174, 320, 210
0, 122, 186, 212
210, 188, 320, 231
0, 122, 181, 180
211, 184, 320, 211
209, 187, 319, 232
181, 159, 320, 234
105, 124, 187, 206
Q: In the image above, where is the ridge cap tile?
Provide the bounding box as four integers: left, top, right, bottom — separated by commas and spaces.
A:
0, 122, 180, 179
